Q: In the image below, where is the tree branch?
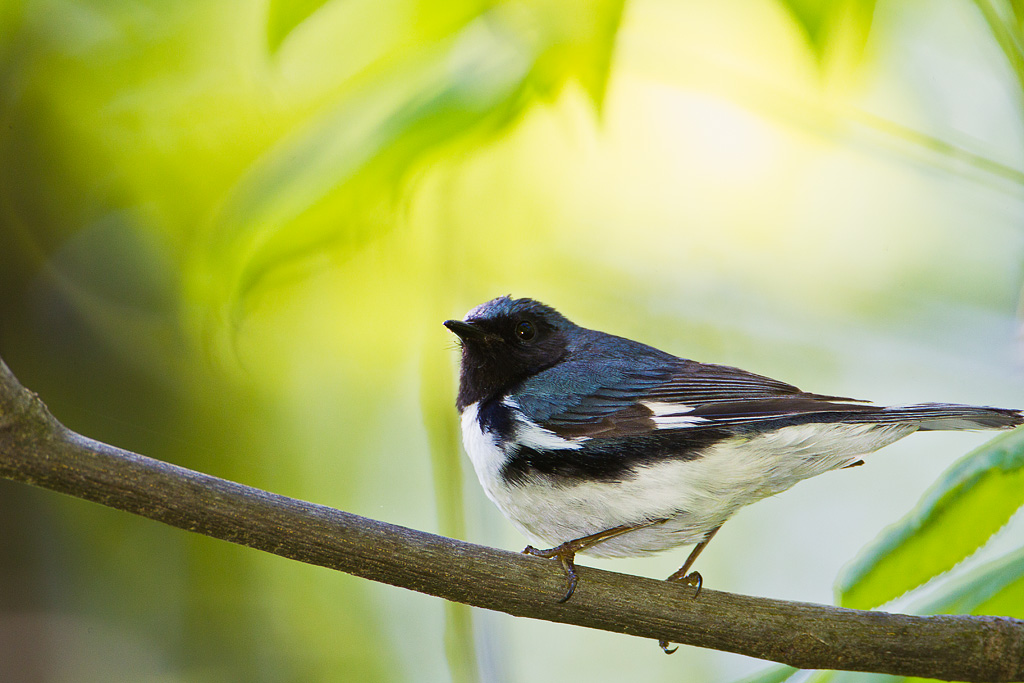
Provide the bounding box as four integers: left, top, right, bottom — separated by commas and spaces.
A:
0, 356, 1022, 682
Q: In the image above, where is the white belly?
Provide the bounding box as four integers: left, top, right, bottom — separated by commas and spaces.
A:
460, 402, 914, 558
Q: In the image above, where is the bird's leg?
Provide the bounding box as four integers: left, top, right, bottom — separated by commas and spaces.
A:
660, 525, 722, 654
665, 525, 721, 590
523, 518, 670, 603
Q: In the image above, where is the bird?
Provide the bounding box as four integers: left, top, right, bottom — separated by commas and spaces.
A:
444, 295, 1022, 652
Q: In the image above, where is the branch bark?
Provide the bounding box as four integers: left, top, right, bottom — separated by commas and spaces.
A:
0, 356, 1022, 682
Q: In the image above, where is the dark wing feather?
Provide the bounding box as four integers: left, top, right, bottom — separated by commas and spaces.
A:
517, 357, 872, 439
514, 342, 1022, 440
646, 361, 864, 405
512, 359, 673, 425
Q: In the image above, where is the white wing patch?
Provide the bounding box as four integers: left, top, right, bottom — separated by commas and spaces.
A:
641, 400, 708, 429
503, 397, 588, 450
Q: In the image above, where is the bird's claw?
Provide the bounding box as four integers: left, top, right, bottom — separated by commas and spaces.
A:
659, 569, 704, 654
523, 543, 580, 602
665, 566, 703, 595
679, 570, 703, 598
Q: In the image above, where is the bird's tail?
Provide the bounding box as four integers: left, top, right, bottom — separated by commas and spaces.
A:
847, 403, 1023, 431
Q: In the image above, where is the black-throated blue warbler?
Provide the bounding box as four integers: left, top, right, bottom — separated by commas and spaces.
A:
444, 296, 1022, 650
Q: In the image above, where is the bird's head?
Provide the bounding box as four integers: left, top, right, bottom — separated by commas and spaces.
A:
445, 296, 576, 410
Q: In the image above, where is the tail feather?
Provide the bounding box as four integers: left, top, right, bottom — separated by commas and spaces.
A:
854, 403, 1023, 431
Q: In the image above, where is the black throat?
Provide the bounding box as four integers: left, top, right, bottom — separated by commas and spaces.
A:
454, 332, 569, 411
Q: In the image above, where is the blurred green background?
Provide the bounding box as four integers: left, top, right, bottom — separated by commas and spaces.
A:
1, 0, 1023, 681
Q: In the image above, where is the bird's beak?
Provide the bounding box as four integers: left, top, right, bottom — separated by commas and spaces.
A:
444, 319, 495, 342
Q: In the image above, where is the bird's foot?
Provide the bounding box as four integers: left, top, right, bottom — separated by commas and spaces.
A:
523, 543, 580, 603
524, 521, 673, 603
665, 568, 703, 597
659, 570, 704, 654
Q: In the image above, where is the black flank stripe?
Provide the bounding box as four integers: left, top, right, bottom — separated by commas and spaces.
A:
499, 428, 733, 486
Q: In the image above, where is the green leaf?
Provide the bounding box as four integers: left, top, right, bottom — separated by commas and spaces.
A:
195, 2, 631, 338
189, 13, 536, 347
779, 0, 830, 52
582, 0, 625, 108
761, 667, 904, 683
806, 671, 906, 683
730, 664, 801, 683
266, 0, 333, 54
973, 561, 1024, 617
537, 0, 626, 110
837, 428, 1024, 610
777, 0, 876, 72
908, 544, 1024, 617
1011, 0, 1024, 30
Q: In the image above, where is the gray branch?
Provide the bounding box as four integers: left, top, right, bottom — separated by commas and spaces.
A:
0, 356, 1021, 682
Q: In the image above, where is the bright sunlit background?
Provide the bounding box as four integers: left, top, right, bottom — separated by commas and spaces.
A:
2, 0, 1024, 681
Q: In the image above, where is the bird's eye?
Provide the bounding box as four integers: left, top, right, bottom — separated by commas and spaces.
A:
515, 320, 536, 342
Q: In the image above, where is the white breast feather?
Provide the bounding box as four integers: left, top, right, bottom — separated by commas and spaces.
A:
460, 403, 507, 506
460, 403, 917, 558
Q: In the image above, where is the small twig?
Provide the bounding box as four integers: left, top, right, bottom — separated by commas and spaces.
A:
0, 357, 1022, 682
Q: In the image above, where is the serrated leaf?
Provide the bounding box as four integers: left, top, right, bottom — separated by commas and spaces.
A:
266, 0, 333, 54
973, 564, 1024, 617
908, 544, 1024, 617
837, 428, 1024, 610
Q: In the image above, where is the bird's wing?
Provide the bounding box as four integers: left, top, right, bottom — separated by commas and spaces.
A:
645, 360, 852, 404
503, 357, 1021, 487
518, 359, 874, 440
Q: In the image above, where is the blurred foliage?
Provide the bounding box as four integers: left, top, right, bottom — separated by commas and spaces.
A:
778, 0, 877, 77
266, 0, 335, 54
735, 664, 802, 683
1, 0, 1023, 682
0, 1, 630, 680
735, 4, 1024, 683
838, 427, 1024, 610
742, 429, 1024, 683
